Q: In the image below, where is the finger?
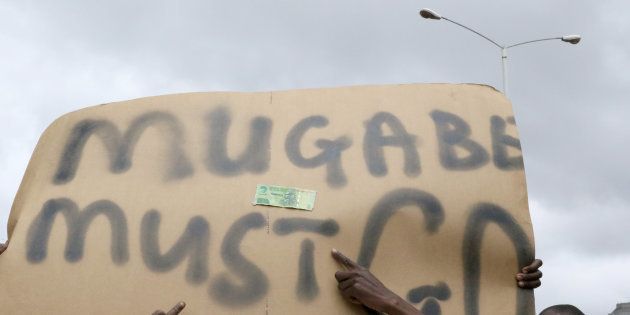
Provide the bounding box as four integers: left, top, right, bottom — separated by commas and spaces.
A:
338, 278, 358, 290
152, 311, 166, 315
522, 259, 543, 273
518, 280, 541, 289
331, 248, 359, 269
335, 270, 356, 282
166, 301, 186, 315
355, 270, 383, 287
516, 271, 542, 281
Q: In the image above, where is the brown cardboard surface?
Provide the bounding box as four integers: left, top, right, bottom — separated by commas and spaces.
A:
0, 83, 534, 314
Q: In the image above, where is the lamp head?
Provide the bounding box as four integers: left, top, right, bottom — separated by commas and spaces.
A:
419, 8, 442, 20
561, 35, 581, 44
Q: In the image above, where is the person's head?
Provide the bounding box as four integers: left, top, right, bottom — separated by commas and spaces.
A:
539, 304, 585, 315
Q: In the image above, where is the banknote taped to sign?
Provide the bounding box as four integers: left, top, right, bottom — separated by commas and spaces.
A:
0, 84, 535, 314
253, 184, 317, 211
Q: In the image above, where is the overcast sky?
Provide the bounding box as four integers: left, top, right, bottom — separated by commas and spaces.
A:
1, 1, 628, 313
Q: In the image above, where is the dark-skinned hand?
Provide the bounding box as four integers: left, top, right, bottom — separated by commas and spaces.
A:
331, 248, 420, 315
0, 241, 7, 255
516, 259, 543, 289
152, 301, 186, 315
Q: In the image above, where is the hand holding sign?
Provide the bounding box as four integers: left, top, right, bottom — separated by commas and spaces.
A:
331, 248, 420, 315
516, 259, 543, 289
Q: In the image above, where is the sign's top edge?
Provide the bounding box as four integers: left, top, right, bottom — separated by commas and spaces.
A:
88, 82, 502, 108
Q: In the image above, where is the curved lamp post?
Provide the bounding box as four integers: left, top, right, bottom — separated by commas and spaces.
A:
419, 8, 580, 96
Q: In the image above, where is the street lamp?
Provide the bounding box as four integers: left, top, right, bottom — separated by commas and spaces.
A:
418, 8, 580, 96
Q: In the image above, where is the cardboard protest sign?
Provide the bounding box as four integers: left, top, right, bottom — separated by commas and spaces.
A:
0, 84, 534, 314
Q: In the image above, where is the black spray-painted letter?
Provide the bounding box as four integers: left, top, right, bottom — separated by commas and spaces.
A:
491, 116, 524, 170
210, 212, 268, 307
285, 116, 352, 188
273, 218, 340, 301
357, 188, 444, 268
140, 210, 210, 285
462, 203, 534, 315
431, 110, 489, 170
407, 282, 451, 315
363, 112, 420, 177
26, 198, 129, 265
205, 107, 273, 176
53, 112, 193, 184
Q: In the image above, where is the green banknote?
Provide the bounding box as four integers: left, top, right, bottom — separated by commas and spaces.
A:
253, 184, 317, 211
